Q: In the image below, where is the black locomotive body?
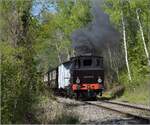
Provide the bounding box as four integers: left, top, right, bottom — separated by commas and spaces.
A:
44, 55, 104, 99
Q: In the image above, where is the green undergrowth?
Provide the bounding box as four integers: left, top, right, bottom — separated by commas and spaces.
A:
116, 65, 150, 106
117, 77, 150, 106
102, 70, 150, 106
102, 80, 150, 106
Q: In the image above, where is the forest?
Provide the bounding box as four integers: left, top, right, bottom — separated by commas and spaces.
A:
1, 0, 150, 124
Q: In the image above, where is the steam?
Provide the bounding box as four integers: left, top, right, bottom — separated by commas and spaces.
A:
71, 0, 120, 56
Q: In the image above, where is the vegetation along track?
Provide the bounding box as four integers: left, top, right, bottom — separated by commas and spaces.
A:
84, 100, 150, 124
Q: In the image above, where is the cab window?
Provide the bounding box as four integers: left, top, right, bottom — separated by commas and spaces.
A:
83, 59, 92, 66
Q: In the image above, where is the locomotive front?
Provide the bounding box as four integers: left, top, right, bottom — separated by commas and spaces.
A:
70, 56, 104, 99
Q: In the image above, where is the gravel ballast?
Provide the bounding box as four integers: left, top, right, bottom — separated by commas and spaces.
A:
56, 97, 148, 124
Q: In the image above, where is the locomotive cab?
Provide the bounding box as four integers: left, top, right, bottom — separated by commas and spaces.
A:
70, 56, 104, 99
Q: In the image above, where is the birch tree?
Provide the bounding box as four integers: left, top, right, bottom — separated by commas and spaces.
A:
136, 8, 150, 66
122, 11, 132, 81
104, 0, 150, 84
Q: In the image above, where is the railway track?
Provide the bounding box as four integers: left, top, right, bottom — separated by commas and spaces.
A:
100, 100, 150, 111
85, 100, 150, 124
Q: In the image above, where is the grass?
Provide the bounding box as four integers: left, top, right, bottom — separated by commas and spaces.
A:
115, 68, 150, 106
117, 81, 150, 106
101, 75, 150, 106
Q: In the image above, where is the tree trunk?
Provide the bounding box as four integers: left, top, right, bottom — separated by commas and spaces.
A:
122, 11, 132, 81
136, 8, 150, 66
55, 43, 62, 63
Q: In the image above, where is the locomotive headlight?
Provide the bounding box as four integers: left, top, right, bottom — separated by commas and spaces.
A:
98, 77, 102, 83
76, 77, 80, 84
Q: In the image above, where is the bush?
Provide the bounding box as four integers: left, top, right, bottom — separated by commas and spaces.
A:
1, 42, 41, 123
119, 63, 150, 90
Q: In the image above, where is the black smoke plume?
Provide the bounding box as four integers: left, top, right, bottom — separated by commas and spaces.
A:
71, 0, 120, 56
71, 0, 124, 83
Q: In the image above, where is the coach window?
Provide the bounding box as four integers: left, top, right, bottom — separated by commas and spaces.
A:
83, 59, 92, 67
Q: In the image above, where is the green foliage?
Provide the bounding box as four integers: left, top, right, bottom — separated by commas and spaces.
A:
118, 77, 150, 105
34, 0, 92, 72
1, 42, 38, 123
1, 42, 21, 123
1, 0, 92, 123
0, 0, 43, 123
104, 0, 150, 88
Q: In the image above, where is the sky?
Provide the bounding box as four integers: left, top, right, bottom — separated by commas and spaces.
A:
32, 1, 56, 16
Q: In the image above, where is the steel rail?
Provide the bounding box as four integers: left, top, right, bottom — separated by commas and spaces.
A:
84, 101, 150, 124
98, 100, 150, 111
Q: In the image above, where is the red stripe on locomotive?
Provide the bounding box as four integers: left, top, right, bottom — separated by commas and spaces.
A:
72, 83, 102, 91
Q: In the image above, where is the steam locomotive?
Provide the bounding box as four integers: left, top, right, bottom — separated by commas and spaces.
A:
44, 55, 104, 99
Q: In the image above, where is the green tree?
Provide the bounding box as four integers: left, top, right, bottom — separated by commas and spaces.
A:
34, 0, 92, 72
103, 0, 150, 86
1, 0, 40, 123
